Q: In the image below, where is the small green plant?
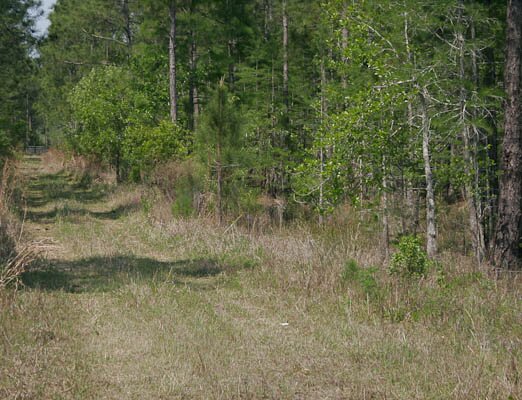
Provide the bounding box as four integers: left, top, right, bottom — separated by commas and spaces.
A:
171, 190, 194, 217
389, 235, 429, 277
341, 259, 380, 299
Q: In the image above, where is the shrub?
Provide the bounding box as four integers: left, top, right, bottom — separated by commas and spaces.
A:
124, 120, 190, 178
389, 235, 429, 277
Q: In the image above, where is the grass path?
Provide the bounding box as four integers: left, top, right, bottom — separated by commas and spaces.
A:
1, 155, 521, 399
14, 156, 255, 398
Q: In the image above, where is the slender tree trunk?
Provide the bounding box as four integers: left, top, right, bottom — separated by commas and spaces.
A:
227, 39, 236, 90
492, 0, 522, 269
215, 82, 224, 225
115, 150, 121, 184
216, 137, 223, 225
25, 93, 30, 148
122, 0, 132, 54
403, 11, 419, 235
282, 0, 289, 127
341, 4, 348, 91
382, 156, 390, 259
484, 46, 499, 248
264, 0, 272, 40
419, 88, 438, 258
169, 1, 177, 124
471, 20, 488, 260
457, 10, 486, 265
319, 59, 327, 225
271, 58, 276, 129
189, 29, 199, 131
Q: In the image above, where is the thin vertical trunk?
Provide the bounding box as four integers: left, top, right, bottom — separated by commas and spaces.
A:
115, 151, 121, 184
484, 46, 499, 248
341, 3, 348, 90
319, 59, 327, 225
382, 156, 390, 259
282, 0, 289, 126
169, 1, 177, 124
271, 58, 276, 129
264, 0, 272, 40
189, 29, 199, 131
122, 0, 132, 54
216, 138, 223, 225
457, 7, 486, 265
419, 88, 438, 258
403, 11, 419, 235
216, 87, 223, 224
227, 39, 236, 90
25, 93, 30, 148
493, 0, 522, 269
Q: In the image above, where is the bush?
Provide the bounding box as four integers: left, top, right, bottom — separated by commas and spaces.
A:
124, 120, 190, 178
389, 235, 429, 277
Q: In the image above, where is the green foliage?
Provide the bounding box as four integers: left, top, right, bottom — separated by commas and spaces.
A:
27, 0, 513, 259
197, 81, 249, 216
124, 120, 190, 176
171, 190, 194, 218
0, 0, 38, 153
341, 259, 380, 299
69, 66, 190, 181
171, 177, 200, 218
389, 235, 430, 278
197, 82, 242, 161
68, 66, 134, 167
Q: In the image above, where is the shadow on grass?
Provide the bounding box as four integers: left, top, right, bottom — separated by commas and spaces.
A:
22, 255, 231, 293
24, 171, 110, 208
24, 202, 141, 223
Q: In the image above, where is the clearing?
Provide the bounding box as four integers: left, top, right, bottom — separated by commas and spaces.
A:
1, 155, 521, 399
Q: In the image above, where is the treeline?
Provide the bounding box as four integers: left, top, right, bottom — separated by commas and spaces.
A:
3, 0, 521, 269
0, 0, 39, 156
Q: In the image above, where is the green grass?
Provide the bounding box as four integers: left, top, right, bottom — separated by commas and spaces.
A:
1, 155, 521, 399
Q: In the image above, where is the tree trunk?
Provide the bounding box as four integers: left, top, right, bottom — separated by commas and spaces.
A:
264, 0, 272, 40
282, 0, 289, 127
216, 138, 223, 225
121, 0, 132, 54
492, 0, 522, 270
484, 45, 499, 248
403, 11, 419, 235
227, 39, 236, 90
457, 7, 487, 265
169, 1, 177, 124
419, 87, 438, 258
318, 58, 327, 225
341, 3, 348, 90
382, 156, 390, 259
189, 29, 199, 131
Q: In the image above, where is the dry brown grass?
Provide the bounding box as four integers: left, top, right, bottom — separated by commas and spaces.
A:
1, 155, 521, 399
40, 149, 116, 183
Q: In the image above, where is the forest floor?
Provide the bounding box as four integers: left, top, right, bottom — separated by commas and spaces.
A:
0, 155, 521, 399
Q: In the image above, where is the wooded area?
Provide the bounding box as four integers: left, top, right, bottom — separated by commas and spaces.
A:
1, 0, 521, 268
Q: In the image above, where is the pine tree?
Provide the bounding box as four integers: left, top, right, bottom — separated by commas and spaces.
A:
197, 79, 242, 224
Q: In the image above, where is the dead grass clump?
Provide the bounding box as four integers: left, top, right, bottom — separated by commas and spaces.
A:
0, 242, 41, 289
39, 148, 67, 174
41, 149, 116, 184
0, 159, 23, 210
0, 158, 45, 289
